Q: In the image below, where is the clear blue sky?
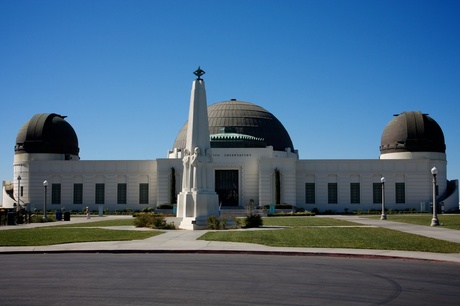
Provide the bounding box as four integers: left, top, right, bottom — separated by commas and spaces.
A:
1, 0, 459, 182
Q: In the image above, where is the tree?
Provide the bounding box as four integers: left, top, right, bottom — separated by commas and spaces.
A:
170, 167, 177, 204
275, 168, 281, 204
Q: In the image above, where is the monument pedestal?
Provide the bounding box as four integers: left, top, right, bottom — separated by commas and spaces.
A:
177, 191, 219, 230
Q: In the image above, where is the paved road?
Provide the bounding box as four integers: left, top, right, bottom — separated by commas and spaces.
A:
1, 253, 459, 305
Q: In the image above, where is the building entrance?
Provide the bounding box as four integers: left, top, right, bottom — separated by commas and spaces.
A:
215, 170, 239, 206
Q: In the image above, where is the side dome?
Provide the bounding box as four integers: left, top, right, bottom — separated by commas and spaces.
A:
173, 100, 294, 151
15, 113, 79, 156
380, 111, 445, 154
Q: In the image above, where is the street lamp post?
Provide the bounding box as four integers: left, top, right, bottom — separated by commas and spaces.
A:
43, 180, 48, 221
380, 177, 386, 220
430, 167, 439, 226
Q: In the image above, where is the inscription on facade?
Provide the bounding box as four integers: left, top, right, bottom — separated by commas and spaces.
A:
212, 153, 252, 157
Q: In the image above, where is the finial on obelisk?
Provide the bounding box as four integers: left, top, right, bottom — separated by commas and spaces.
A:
193, 66, 205, 80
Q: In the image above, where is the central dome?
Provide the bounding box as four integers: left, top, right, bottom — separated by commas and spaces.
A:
173, 100, 294, 151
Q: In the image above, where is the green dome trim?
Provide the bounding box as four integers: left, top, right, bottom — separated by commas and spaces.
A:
210, 132, 266, 148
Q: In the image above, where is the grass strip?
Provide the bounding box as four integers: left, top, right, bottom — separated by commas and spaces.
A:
199, 227, 460, 253
262, 217, 360, 227
0, 228, 162, 246
362, 215, 460, 230
54, 218, 135, 228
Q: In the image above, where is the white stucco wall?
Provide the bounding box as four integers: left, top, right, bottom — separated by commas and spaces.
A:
295, 158, 448, 212
3, 146, 457, 213
12, 159, 163, 212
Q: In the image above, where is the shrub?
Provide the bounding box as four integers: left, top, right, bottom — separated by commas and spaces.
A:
151, 216, 176, 229
141, 207, 155, 213
276, 204, 293, 209
30, 214, 56, 223
221, 217, 227, 229
270, 211, 315, 217
231, 216, 242, 228
244, 214, 263, 228
134, 213, 176, 229
157, 204, 174, 210
207, 215, 221, 230
40, 215, 56, 223
207, 215, 235, 230
134, 213, 151, 227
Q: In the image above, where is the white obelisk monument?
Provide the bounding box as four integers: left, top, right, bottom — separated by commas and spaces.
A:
176, 67, 219, 230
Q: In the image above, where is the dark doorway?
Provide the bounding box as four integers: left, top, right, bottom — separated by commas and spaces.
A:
215, 170, 239, 206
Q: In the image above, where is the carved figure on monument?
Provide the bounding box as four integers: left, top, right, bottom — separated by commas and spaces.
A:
191, 147, 202, 190
182, 148, 191, 191
190, 146, 214, 190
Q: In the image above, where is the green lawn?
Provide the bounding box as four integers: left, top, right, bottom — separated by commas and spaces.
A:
199, 216, 460, 253
4, 215, 460, 252
262, 216, 360, 227
199, 227, 460, 253
55, 218, 135, 228
362, 214, 460, 230
0, 227, 162, 246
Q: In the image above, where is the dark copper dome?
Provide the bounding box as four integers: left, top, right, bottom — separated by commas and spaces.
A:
380, 111, 445, 154
173, 100, 294, 151
15, 113, 79, 157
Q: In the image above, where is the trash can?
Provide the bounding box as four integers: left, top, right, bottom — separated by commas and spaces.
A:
7, 212, 16, 225
16, 213, 23, 224
64, 211, 71, 221
56, 210, 63, 221
0, 209, 5, 225
269, 204, 275, 214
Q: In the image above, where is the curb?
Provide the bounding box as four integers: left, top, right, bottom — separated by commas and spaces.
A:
0, 249, 446, 263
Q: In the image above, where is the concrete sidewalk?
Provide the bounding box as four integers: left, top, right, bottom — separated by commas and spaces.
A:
1, 215, 460, 264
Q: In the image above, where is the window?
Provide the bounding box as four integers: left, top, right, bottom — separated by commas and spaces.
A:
305, 183, 315, 204
328, 183, 338, 204
73, 184, 83, 204
395, 183, 405, 203
95, 183, 105, 204
117, 183, 127, 204
51, 184, 61, 205
373, 183, 382, 204
139, 183, 149, 204
350, 183, 360, 204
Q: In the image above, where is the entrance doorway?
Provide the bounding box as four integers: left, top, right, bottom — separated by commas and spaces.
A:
215, 170, 239, 206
